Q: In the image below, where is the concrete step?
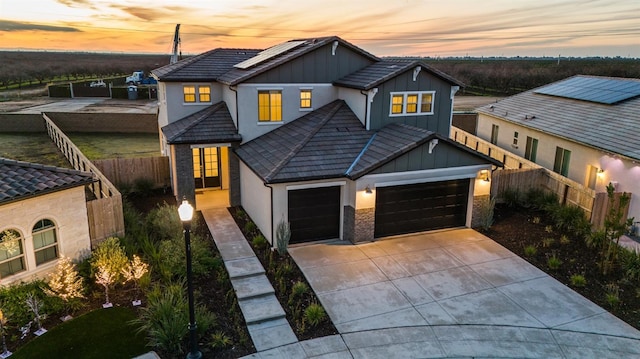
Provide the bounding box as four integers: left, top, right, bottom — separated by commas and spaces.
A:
225, 257, 265, 279
232, 275, 275, 300
247, 317, 298, 351
238, 294, 286, 325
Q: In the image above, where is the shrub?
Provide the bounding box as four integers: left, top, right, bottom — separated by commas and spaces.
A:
251, 234, 269, 250
547, 252, 562, 270
158, 234, 220, 280
288, 281, 309, 306
524, 188, 558, 211
542, 238, 555, 248
0, 281, 62, 328
559, 235, 571, 245
532, 216, 541, 224
621, 248, 640, 282
91, 237, 128, 284
523, 245, 537, 257
303, 303, 326, 327
548, 204, 591, 238
276, 220, 291, 255
502, 188, 521, 208
570, 274, 587, 287
604, 283, 621, 308
132, 177, 154, 196
243, 221, 257, 235
145, 203, 184, 243
476, 196, 496, 231
544, 225, 554, 233
210, 331, 233, 350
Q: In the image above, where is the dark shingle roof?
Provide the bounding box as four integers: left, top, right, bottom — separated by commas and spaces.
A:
476, 75, 640, 161
236, 101, 496, 183
218, 36, 379, 85
334, 60, 464, 90
152, 48, 260, 81
161, 102, 241, 144
0, 158, 95, 205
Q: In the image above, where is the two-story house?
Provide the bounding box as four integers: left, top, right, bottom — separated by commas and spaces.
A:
476, 75, 640, 224
152, 36, 501, 244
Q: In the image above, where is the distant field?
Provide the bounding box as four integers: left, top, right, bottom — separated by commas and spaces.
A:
0, 132, 160, 167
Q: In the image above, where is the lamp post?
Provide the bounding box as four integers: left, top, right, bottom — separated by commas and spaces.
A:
178, 199, 201, 359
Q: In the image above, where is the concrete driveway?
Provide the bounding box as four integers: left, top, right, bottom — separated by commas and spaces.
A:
288, 228, 640, 358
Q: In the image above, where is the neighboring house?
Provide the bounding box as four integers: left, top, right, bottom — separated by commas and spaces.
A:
476, 75, 640, 223
152, 36, 501, 244
0, 158, 95, 285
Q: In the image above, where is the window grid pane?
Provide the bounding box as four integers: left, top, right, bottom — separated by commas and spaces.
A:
258, 92, 270, 121
420, 93, 433, 113
198, 86, 211, 102
36, 246, 58, 266
183, 86, 196, 102
406, 94, 418, 113
270, 92, 282, 121
300, 90, 312, 108
391, 95, 404, 114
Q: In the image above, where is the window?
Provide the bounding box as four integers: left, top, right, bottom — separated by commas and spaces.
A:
553, 147, 571, 177
525, 137, 538, 162
32, 219, 58, 266
490, 124, 499, 145
512, 132, 519, 147
300, 90, 312, 109
183, 86, 196, 103
0, 229, 25, 278
586, 165, 598, 190
389, 92, 435, 116
258, 90, 282, 122
198, 86, 211, 102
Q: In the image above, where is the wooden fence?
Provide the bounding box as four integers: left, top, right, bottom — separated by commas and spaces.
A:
93, 157, 170, 189
43, 113, 124, 246
451, 127, 602, 224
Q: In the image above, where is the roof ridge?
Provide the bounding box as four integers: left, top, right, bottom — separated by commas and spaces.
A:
171, 102, 224, 139
264, 101, 344, 181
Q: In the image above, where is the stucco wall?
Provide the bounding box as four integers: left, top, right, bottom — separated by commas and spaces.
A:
161, 82, 223, 125
239, 162, 273, 242
0, 186, 91, 286
338, 87, 367, 126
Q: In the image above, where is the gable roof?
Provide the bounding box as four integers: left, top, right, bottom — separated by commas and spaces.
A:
217, 36, 379, 85
235, 101, 499, 183
334, 60, 464, 90
0, 158, 95, 205
152, 48, 260, 81
161, 102, 241, 144
477, 75, 640, 161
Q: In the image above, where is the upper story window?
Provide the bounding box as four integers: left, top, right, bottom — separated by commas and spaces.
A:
553, 147, 571, 177
258, 90, 282, 122
389, 91, 435, 116
490, 124, 499, 145
32, 219, 59, 266
0, 229, 26, 278
300, 89, 312, 109
183, 85, 212, 103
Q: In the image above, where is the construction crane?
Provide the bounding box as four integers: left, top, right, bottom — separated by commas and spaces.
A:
170, 24, 181, 64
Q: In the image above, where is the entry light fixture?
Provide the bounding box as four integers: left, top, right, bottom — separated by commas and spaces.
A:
365, 185, 373, 194
479, 170, 490, 182
597, 168, 605, 177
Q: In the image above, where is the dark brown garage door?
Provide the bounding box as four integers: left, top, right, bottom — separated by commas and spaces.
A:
374, 179, 469, 238
288, 186, 340, 244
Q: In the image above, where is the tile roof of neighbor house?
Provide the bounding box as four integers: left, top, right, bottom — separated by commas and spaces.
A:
161, 102, 241, 144
334, 60, 464, 90
476, 75, 640, 161
217, 36, 380, 85
0, 158, 95, 205
235, 100, 499, 183
152, 48, 261, 81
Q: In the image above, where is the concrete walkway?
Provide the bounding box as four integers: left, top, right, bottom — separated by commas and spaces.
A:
201, 209, 640, 358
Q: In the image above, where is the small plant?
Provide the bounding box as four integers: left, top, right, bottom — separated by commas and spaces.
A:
532, 216, 541, 224
210, 331, 233, 350
303, 302, 326, 328
621, 248, 640, 282
542, 238, 555, 248
243, 221, 257, 234
132, 177, 154, 196
288, 281, 309, 306
0, 309, 10, 357
570, 274, 587, 287
604, 283, 621, 308
121, 254, 149, 306
44, 256, 85, 318
559, 235, 571, 245
547, 252, 562, 270
544, 225, 554, 233
523, 245, 537, 257
251, 234, 269, 250
276, 219, 291, 255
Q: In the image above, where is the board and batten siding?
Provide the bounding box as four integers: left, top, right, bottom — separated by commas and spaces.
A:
246, 42, 375, 84
369, 70, 453, 135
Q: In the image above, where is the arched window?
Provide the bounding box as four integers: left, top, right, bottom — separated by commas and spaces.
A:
32, 219, 59, 266
0, 229, 26, 278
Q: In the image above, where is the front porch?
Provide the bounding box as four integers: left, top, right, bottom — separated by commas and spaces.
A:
195, 188, 230, 210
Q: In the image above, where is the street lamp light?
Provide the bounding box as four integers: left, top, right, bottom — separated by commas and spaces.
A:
178, 199, 201, 359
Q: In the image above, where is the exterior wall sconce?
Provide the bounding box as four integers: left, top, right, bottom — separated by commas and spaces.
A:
597, 168, 605, 177
365, 185, 373, 194
479, 170, 490, 182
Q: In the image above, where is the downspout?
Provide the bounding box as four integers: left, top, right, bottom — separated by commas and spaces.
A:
449, 86, 460, 134
360, 88, 378, 131
229, 85, 239, 130
264, 183, 274, 245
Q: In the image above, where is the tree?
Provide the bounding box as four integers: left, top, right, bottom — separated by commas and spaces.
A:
91, 237, 128, 307
44, 256, 85, 318
25, 292, 46, 335
122, 255, 149, 305
0, 309, 10, 357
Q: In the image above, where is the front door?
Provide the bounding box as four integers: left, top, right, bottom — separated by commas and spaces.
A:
193, 147, 221, 189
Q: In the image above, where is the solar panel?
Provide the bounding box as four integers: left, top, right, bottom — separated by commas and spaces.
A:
234, 40, 307, 69
534, 76, 640, 104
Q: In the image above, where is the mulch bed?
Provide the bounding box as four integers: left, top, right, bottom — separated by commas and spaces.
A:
485, 205, 640, 330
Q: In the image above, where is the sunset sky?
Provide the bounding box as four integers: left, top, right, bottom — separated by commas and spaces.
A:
1, 0, 639, 57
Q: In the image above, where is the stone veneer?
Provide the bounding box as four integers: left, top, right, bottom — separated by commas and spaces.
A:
471, 194, 490, 229
344, 205, 375, 243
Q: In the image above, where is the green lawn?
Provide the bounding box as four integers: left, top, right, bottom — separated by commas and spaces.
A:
12, 306, 148, 359
67, 133, 160, 160
0, 133, 71, 168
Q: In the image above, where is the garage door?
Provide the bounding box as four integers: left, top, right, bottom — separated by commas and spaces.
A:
288, 186, 340, 244
374, 179, 469, 238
